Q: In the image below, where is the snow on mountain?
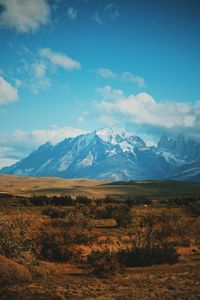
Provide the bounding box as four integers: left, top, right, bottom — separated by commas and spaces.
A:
157, 132, 200, 165
96, 127, 145, 154
96, 127, 131, 143
0, 127, 200, 182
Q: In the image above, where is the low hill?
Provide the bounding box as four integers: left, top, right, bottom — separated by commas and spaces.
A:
0, 174, 200, 199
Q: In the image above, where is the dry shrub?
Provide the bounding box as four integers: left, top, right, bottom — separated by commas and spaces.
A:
0, 216, 32, 259
108, 204, 133, 227
87, 249, 123, 277
118, 223, 179, 267
185, 201, 200, 217
64, 208, 94, 228
140, 210, 186, 239
41, 207, 67, 219
33, 225, 83, 262
90, 204, 133, 227
118, 243, 178, 267
33, 210, 95, 262
76, 195, 92, 205
0, 255, 32, 285
89, 206, 110, 219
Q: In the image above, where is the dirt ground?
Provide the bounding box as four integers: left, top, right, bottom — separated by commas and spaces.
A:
1, 258, 200, 300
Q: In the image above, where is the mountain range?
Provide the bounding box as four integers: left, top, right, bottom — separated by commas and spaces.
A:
1, 127, 200, 182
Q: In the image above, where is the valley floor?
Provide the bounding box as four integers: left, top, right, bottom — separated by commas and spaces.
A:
1, 258, 200, 299
0, 175, 200, 299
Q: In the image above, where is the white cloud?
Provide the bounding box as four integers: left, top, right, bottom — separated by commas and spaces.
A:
97, 85, 123, 101
121, 72, 146, 88
0, 157, 18, 168
92, 11, 103, 25
77, 111, 88, 124
0, 145, 24, 168
0, 125, 89, 167
92, 3, 119, 25
14, 46, 81, 94
104, 3, 119, 20
96, 86, 200, 131
19, 60, 50, 94
29, 77, 50, 94
77, 116, 85, 124
97, 68, 146, 88
2, 126, 88, 149
97, 68, 117, 79
0, 0, 51, 33
39, 48, 81, 71
30, 126, 87, 145
67, 7, 77, 20
0, 76, 18, 105
15, 79, 22, 88
32, 62, 46, 78
16, 48, 51, 93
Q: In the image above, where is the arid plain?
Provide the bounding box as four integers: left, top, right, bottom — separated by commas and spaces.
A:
0, 175, 200, 299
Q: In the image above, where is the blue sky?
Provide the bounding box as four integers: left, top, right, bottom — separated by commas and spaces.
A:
0, 0, 200, 167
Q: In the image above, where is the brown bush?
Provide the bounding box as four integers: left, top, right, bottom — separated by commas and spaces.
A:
140, 210, 186, 239
90, 204, 133, 227
41, 207, 67, 219
118, 243, 179, 267
33, 224, 83, 262
87, 249, 123, 277
0, 216, 32, 259
117, 222, 179, 267
33, 211, 95, 262
109, 204, 133, 227
185, 201, 200, 217
0, 255, 32, 285
76, 195, 92, 205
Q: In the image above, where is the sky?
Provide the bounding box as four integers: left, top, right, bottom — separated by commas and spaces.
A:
0, 0, 200, 167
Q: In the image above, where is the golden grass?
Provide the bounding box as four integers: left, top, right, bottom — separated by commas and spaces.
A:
0, 255, 32, 284
0, 201, 200, 299
0, 174, 111, 197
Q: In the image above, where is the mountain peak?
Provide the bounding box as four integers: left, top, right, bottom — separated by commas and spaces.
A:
1, 128, 199, 182
157, 132, 171, 150
95, 126, 145, 152
96, 126, 132, 143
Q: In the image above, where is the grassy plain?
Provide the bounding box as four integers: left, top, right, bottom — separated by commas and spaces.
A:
0, 175, 200, 299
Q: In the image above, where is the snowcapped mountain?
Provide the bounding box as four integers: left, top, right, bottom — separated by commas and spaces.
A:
1, 127, 200, 182
157, 132, 200, 165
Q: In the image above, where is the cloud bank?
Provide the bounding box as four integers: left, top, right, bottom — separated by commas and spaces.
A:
0, 0, 50, 33
0, 76, 18, 105
96, 86, 200, 138
97, 68, 146, 88
39, 48, 81, 71
0, 126, 88, 168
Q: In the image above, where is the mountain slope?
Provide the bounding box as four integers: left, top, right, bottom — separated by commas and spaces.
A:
1, 127, 200, 182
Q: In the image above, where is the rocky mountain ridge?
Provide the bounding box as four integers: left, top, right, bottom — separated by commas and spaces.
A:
1, 127, 200, 182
